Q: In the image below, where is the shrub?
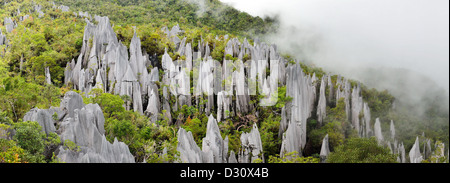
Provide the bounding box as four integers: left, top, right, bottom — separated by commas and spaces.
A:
13, 121, 46, 163
0, 139, 27, 163
327, 137, 397, 163
268, 151, 319, 163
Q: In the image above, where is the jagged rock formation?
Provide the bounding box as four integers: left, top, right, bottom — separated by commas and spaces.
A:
279, 63, 316, 156
4, 17, 16, 33
390, 120, 396, 140
409, 137, 423, 163
351, 84, 362, 134
176, 115, 263, 163
34, 4, 45, 18
239, 123, 264, 163
177, 128, 205, 163
362, 102, 372, 137
280, 120, 303, 158
202, 115, 228, 163
23, 108, 57, 135
374, 118, 384, 143
22, 91, 134, 163
335, 76, 350, 120
65, 16, 151, 116
58, 5, 70, 12
0, 29, 6, 46
317, 77, 327, 125
45, 67, 52, 85
319, 134, 330, 162
2, 1, 446, 164
177, 115, 229, 163
57, 92, 134, 163
397, 142, 406, 163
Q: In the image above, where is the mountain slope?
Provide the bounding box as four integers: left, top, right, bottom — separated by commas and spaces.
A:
0, 0, 448, 163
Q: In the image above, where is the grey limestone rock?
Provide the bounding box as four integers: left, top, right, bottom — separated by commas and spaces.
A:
423, 138, 432, 160
397, 142, 406, 163
319, 134, 330, 162
57, 92, 134, 163
239, 123, 264, 163
23, 108, 56, 135
390, 120, 396, 140
58, 5, 69, 12
60, 91, 85, 119
278, 106, 288, 139
336, 76, 350, 120
284, 63, 316, 150
317, 77, 327, 125
217, 91, 231, 122
409, 137, 423, 163
202, 115, 228, 163
177, 128, 204, 163
374, 118, 384, 143
233, 60, 250, 114
45, 67, 52, 85
4, 17, 16, 33
34, 5, 44, 18
351, 84, 363, 135
280, 119, 302, 158
362, 102, 372, 137
145, 89, 160, 123
0, 29, 6, 45
228, 151, 238, 163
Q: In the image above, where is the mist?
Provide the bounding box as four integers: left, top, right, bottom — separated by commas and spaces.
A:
220, 0, 449, 110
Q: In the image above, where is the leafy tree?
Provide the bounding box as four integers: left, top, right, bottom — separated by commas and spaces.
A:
0, 76, 60, 122
259, 114, 281, 161
0, 139, 27, 163
13, 121, 46, 163
182, 117, 206, 147
327, 137, 397, 163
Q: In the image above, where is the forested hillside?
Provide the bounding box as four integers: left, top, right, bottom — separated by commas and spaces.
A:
0, 0, 447, 163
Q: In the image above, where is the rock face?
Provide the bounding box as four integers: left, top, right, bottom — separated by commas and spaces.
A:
279, 63, 316, 155
362, 102, 372, 137
0, 29, 6, 46
319, 134, 330, 162
176, 115, 230, 163
351, 84, 363, 135
317, 77, 327, 125
397, 142, 406, 163
374, 118, 384, 144
390, 120, 396, 140
176, 115, 264, 163
409, 137, 423, 163
280, 119, 303, 158
4, 17, 16, 33
336, 76, 350, 121
45, 67, 52, 85
57, 92, 134, 163
23, 108, 57, 135
238, 123, 264, 163
23, 91, 134, 163
202, 115, 228, 163
65, 16, 149, 115
177, 128, 205, 163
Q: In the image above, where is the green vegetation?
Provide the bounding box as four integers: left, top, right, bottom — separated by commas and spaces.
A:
0, 0, 447, 163
268, 151, 319, 163
327, 137, 397, 163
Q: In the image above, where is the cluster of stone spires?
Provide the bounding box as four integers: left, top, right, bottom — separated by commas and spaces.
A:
22, 91, 135, 163
3, 3, 447, 163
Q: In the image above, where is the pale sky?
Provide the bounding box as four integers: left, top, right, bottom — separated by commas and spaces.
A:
220, 0, 450, 93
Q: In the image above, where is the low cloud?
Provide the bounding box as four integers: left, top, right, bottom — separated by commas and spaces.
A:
221, 0, 449, 109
